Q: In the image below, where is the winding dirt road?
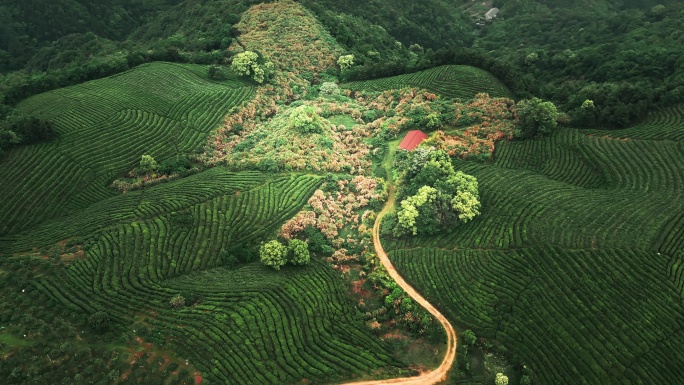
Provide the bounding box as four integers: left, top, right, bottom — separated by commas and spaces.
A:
339, 184, 457, 385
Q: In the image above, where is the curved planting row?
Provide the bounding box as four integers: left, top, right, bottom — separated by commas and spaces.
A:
35, 174, 403, 384
494, 129, 604, 189
494, 129, 684, 194
343, 65, 511, 99
585, 104, 684, 141
0, 63, 255, 236
389, 247, 684, 385
668, 253, 684, 300
653, 213, 684, 256
390, 158, 677, 251
0, 169, 269, 252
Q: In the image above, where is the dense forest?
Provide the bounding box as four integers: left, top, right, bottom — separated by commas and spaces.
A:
2, 0, 684, 130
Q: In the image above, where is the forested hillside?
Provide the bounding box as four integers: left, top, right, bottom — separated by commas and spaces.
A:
3, 0, 683, 128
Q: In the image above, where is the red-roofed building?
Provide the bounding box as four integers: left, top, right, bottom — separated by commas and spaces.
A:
398, 130, 428, 151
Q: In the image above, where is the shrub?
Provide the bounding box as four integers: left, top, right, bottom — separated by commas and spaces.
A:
319, 82, 340, 97
87, 311, 110, 332
288, 239, 310, 266
169, 294, 186, 308
207, 65, 227, 80
260, 240, 288, 270
289, 105, 324, 134
495, 373, 509, 385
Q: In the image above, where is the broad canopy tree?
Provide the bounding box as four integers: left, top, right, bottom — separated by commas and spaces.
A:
515, 97, 558, 139
394, 148, 480, 236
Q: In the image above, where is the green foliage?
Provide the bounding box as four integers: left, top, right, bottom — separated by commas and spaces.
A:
515, 98, 558, 139
289, 105, 325, 134
0, 115, 57, 156
169, 294, 186, 308
338, 54, 355, 71
207, 65, 228, 80
260, 240, 288, 270
495, 373, 509, 385
231, 51, 274, 84
396, 186, 437, 236
463, 329, 477, 346
319, 82, 341, 97
138, 155, 159, 175
288, 239, 311, 266
303, 225, 334, 255
87, 311, 110, 332
394, 149, 481, 236
476, 2, 684, 126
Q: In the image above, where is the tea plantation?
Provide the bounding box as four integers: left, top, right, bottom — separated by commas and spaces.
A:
0, 62, 255, 236
385, 115, 684, 384
343, 65, 512, 99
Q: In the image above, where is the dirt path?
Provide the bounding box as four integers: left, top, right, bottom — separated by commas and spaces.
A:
339, 183, 457, 385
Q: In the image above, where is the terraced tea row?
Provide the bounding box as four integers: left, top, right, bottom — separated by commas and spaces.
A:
585, 104, 684, 141
494, 128, 684, 193
343, 65, 512, 99
389, 247, 684, 385
0, 62, 255, 236
32, 173, 403, 384
388, 160, 680, 251
0, 169, 271, 253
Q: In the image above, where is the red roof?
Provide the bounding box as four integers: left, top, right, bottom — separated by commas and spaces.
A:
398, 130, 428, 151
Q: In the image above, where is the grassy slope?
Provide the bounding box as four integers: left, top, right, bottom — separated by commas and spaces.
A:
0, 62, 254, 236
384, 117, 684, 383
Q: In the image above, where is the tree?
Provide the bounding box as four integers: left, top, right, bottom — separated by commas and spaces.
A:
169, 294, 186, 308
451, 190, 480, 223
288, 239, 310, 265
88, 311, 110, 332
139, 154, 158, 174
231, 51, 274, 84
515, 97, 558, 139
396, 186, 437, 236
495, 373, 509, 385
320, 82, 340, 97
289, 105, 324, 134
463, 329, 477, 346
338, 54, 354, 70
260, 240, 288, 270
395, 149, 481, 236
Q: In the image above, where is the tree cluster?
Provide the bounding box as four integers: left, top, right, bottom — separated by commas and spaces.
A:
0, 115, 57, 157
230, 51, 275, 84
514, 97, 559, 139
288, 105, 325, 134
477, 2, 684, 127
260, 239, 311, 271
392, 148, 481, 236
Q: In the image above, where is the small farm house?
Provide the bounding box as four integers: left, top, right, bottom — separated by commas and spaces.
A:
398, 130, 428, 151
